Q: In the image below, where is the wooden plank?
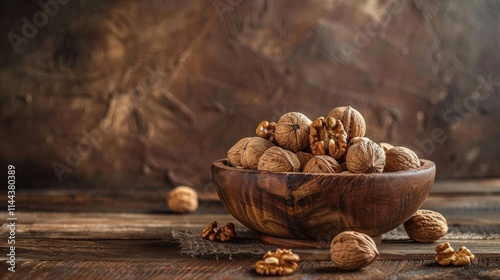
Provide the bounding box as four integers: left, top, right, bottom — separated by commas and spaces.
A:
430, 179, 500, 194
1, 238, 498, 262
1, 212, 498, 240
1, 258, 499, 280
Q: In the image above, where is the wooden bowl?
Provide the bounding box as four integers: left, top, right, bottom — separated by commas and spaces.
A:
212, 158, 435, 245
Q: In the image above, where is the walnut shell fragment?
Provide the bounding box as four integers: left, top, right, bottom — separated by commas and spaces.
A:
227, 137, 274, 169
346, 140, 386, 173
330, 231, 379, 270
385, 146, 420, 172
309, 116, 348, 159
255, 249, 300, 276
275, 112, 312, 152
327, 106, 366, 140
258, 146, 301, 172
303, 155, 343, 173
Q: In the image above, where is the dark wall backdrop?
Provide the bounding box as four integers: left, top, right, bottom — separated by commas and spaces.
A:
1, 0, 499, 191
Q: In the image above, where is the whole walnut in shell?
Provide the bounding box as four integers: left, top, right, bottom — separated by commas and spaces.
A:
275, 112, 312, 152
327, 106, 366, 140
346, 140, 386, 173
295, 152, 314, 171
258, 146, 301, 172
330, 231, 379, 270
404, 209, 448, 243
303, 156, 343, 173
167, 186, 198, 213
385, 146, 420, 172
227, 137, 274, 169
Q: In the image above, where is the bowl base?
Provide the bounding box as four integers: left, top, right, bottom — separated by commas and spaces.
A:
259, 234, 382, 249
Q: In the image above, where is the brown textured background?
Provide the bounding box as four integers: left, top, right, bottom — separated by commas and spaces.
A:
1, 0, 499, 192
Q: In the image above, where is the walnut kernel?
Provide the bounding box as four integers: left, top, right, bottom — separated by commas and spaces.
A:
255, 249, 300, 276
309, 116, 348, 159
435, 242, 475, 266
256, 120, 277, 144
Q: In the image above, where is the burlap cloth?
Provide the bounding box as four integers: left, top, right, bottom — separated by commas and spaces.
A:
171, 225, 500, 259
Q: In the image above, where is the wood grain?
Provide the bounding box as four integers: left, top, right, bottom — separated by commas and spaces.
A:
212, 159, 435, 240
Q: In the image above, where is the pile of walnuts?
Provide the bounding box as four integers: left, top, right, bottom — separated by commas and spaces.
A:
228, 106, 421, 174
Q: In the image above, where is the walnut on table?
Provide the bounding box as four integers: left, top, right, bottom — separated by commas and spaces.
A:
255, 249, 300, 276
435, 242, 475, 266
200, 221, 236, 242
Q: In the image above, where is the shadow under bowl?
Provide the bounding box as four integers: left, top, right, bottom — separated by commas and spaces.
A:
212, 158, 435, 244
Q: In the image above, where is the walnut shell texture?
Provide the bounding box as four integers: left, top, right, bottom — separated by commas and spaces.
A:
380, 142, 395, 153
275, 112, 312, 152
227, 137, 252, 167
330, 231, 379, 270
385, 146, 420, 172
404, 209, 448, 243
257, 146, 301, 172
227, 137, 274, 169
295, 151, 314, 171
327, 106, 366, 140
346, 140, 386, 173
167, 186, 199, 213
303, 155, 343, 173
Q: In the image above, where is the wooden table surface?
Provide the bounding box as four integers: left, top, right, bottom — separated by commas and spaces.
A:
1, 179, 500, 279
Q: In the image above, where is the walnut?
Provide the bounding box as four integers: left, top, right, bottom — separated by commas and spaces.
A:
201, 221, 217, 240
435, 242, 475, 266
345, 140, 386, 173
309, 116, 348, 159
404, 209, 448, 243
275, 112, 312, 152
385, 146, 420, 172
256, 121, 277, 144
303, 155, 343, 173
327, 106, 366, 140
255, 249, 300, 276
295, 151, 314, 171
167, 186, 198, 213
347, 137, 372, 152
257, 146, 301, 172
330, 231, 379, 271
201, 221, 236, 242
379, 142, 394, 153
227, 137, 274, 169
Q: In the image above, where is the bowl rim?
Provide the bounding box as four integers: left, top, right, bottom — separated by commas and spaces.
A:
212, 158, 435, 176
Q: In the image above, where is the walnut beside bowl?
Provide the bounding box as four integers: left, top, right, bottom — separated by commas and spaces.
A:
211, 158, 435, 247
